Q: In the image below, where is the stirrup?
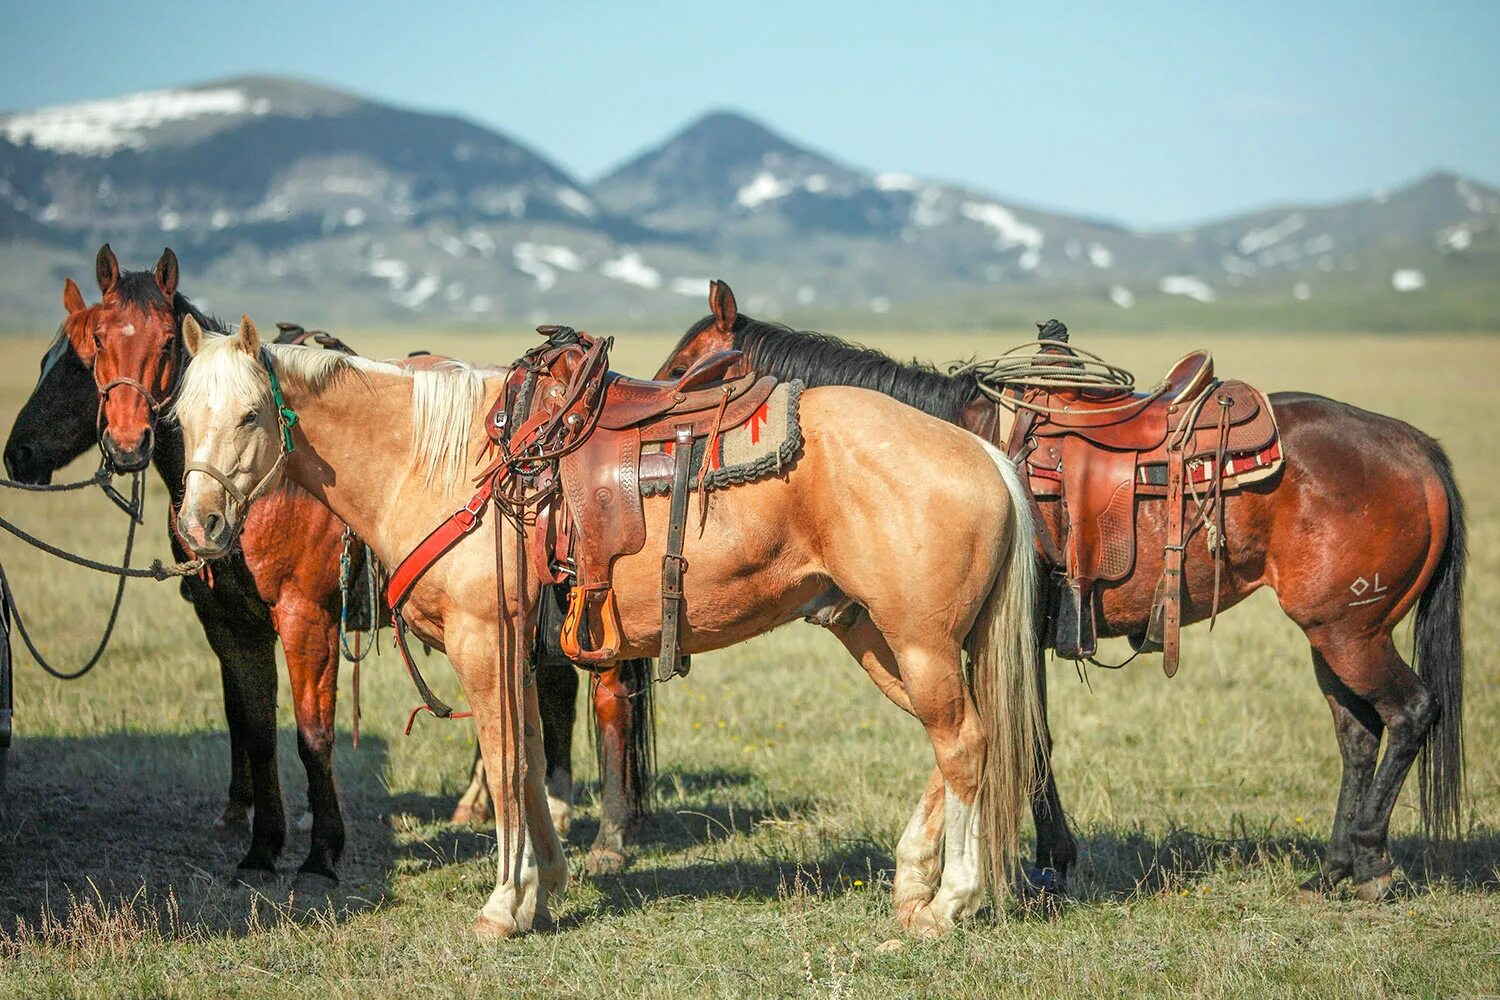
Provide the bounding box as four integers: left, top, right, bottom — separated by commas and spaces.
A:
561, 586, 621, 665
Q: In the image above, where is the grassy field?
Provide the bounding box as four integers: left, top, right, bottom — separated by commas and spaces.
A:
0, 328, 1496, 998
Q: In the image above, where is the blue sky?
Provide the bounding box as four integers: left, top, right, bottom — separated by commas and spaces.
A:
3, 0, 1496, 228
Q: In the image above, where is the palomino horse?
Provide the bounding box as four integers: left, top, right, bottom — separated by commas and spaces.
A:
655, 281, 1466, 903
171, 316, 1042, 937
2, 247, 350, 880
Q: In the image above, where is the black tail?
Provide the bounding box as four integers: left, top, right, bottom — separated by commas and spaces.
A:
1415, 441, 1466, 841
589, 659, 657, 822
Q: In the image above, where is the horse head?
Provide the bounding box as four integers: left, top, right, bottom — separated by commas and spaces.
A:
1, 286, 103, 483
653, 279, 742, 380
70, 244, 184, 472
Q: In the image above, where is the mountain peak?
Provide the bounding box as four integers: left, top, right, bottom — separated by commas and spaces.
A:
592, 108, 856, 228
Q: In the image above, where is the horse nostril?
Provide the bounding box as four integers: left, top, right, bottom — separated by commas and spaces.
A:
203, 512, 228, 545
6, 444, 33, 478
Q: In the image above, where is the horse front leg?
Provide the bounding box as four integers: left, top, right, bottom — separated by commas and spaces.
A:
535, 659, 579, 835
586, 661, 646, 875
273, 598, 346, 882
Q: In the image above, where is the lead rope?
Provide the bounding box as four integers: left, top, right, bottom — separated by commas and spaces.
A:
337, 528, 381, 749
0, 471, 198, 681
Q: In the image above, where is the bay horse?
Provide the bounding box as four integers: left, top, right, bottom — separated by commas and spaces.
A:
656, 280, 1466, 903
1, 246, 354, 880
171, 315, 1043, 937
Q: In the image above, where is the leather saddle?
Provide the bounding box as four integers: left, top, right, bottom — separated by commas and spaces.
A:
1008, 348, 1283, 676
488, 330, 777, 681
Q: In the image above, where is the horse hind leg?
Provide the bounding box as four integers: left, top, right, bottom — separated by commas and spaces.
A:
1314, 629, 1438, 901
1027, 647, 1076, 900
1298, 649, 1382, 898
892, 769, 946, 925
894, 644, 992, 935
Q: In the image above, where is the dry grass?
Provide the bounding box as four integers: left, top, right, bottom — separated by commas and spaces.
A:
0, 328, 1496, 998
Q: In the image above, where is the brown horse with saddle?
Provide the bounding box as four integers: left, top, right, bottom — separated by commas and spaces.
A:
656, 280, 1466, 904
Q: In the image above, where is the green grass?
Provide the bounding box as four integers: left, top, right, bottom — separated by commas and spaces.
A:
0, 330, 1496, 998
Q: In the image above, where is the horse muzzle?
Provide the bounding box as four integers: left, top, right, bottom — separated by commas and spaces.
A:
102, 428, 153, 473
176, 507, 237, 559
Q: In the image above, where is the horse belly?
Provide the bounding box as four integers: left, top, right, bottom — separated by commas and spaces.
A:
605, 479, 827, 658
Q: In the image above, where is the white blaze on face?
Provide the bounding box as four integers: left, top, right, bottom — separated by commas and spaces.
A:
120, 323, 135, 337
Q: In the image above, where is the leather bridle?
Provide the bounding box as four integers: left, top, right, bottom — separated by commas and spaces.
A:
93, 329, 185, 465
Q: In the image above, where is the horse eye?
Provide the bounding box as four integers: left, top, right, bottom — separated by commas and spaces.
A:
670, 366, 687, 378
160, 339, 175, 353
239, 411, 258, 427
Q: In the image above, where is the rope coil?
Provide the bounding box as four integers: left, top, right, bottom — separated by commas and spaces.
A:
950, 341, 1149, 414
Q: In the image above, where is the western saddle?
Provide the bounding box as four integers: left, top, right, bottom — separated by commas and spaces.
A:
1005, 332, 1282, 676
386, 326, 779, 711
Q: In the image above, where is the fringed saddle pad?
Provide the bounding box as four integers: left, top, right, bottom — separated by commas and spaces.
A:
639, 381, 803, 496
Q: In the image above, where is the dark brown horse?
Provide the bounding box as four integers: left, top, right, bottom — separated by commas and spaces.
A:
655, 280, 1466, 903
2, 246, 356, 880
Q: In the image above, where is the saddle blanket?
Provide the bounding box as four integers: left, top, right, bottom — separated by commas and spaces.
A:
639, 380, 803, 496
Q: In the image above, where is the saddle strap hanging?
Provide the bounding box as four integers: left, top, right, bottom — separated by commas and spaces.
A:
657, 426, 694, 682
1159, 443, 1187, 678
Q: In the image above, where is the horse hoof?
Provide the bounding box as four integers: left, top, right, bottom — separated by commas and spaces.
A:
472, 913, 523, 940
227, 866, 278, 890
1351, 874, 1396, 903
898, 902, 952, 938
585, 847, 628, 876
1022, 865, 1067, 911
548, 801, 573, 837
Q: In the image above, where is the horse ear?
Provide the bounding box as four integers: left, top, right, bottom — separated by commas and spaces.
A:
62, 278, 87, 316
709, 279, 738, 332
96, 243, 119, 296
182, 315, 204, 356
63, 301, 96, 367
237, 315, 260, 356
155, 247, 179, 300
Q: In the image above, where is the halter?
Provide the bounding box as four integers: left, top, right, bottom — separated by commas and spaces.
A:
180, 347, 299, 551
93, 330, 186, 459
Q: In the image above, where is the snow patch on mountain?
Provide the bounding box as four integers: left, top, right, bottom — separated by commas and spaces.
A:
874, 173, 922, 192
736, 171, 794, 209
1237, 213, 1306, 255
959, 201, 1044, 250
1159, 275, 1217, 302
1391, 268, 1425, 292
2, 88, 269, 155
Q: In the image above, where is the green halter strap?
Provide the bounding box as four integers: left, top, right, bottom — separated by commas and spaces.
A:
261, 347, 299, 454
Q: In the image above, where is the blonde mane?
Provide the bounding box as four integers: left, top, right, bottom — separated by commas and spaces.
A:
176, 335, 490, 491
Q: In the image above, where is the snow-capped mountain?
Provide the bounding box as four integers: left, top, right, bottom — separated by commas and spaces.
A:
1, 77, 1495, 328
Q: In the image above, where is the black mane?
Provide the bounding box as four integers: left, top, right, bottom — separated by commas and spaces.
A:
114, 270, 226, 334
682, 314, 979, 424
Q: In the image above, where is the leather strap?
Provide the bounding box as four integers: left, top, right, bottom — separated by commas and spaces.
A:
658, 426, 693, 682
1160, 443, 1186, 677
385, 478, 496, 611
